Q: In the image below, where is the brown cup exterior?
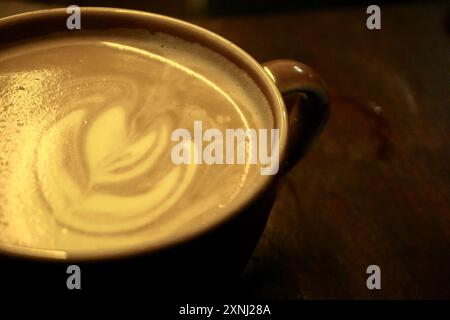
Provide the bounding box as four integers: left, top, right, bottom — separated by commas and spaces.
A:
262, 60, 330, 171
0, 8, 329, 295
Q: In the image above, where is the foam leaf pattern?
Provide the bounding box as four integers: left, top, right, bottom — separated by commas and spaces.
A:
36, 106, 197, 234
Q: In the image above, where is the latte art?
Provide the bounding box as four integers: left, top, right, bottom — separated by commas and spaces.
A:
37, 106, 196, 234
0, 30, 273, 255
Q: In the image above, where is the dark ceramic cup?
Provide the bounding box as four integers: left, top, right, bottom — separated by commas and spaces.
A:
0, 8, 329, 295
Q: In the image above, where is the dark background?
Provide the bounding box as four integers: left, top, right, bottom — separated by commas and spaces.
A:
0, 0, 449, 299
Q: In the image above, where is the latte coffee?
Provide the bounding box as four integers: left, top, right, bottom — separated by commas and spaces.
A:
0, 30, 273, 256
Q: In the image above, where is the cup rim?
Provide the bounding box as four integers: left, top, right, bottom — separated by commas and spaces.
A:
0, 7, 288, 262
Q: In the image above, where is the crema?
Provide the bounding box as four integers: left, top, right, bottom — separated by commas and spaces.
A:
0, 30, 272, 255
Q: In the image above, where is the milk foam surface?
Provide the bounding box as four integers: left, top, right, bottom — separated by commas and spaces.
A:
0, 30, 273, 255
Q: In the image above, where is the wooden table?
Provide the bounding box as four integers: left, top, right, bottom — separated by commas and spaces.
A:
1, 0, 449, 299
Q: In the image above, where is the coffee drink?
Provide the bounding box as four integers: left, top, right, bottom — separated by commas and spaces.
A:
0, 29, 273, 255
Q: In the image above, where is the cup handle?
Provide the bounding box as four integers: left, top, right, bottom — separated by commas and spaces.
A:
262, 59, 330, 171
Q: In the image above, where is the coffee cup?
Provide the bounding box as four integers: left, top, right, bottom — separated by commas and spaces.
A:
0, 7, 329, 294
